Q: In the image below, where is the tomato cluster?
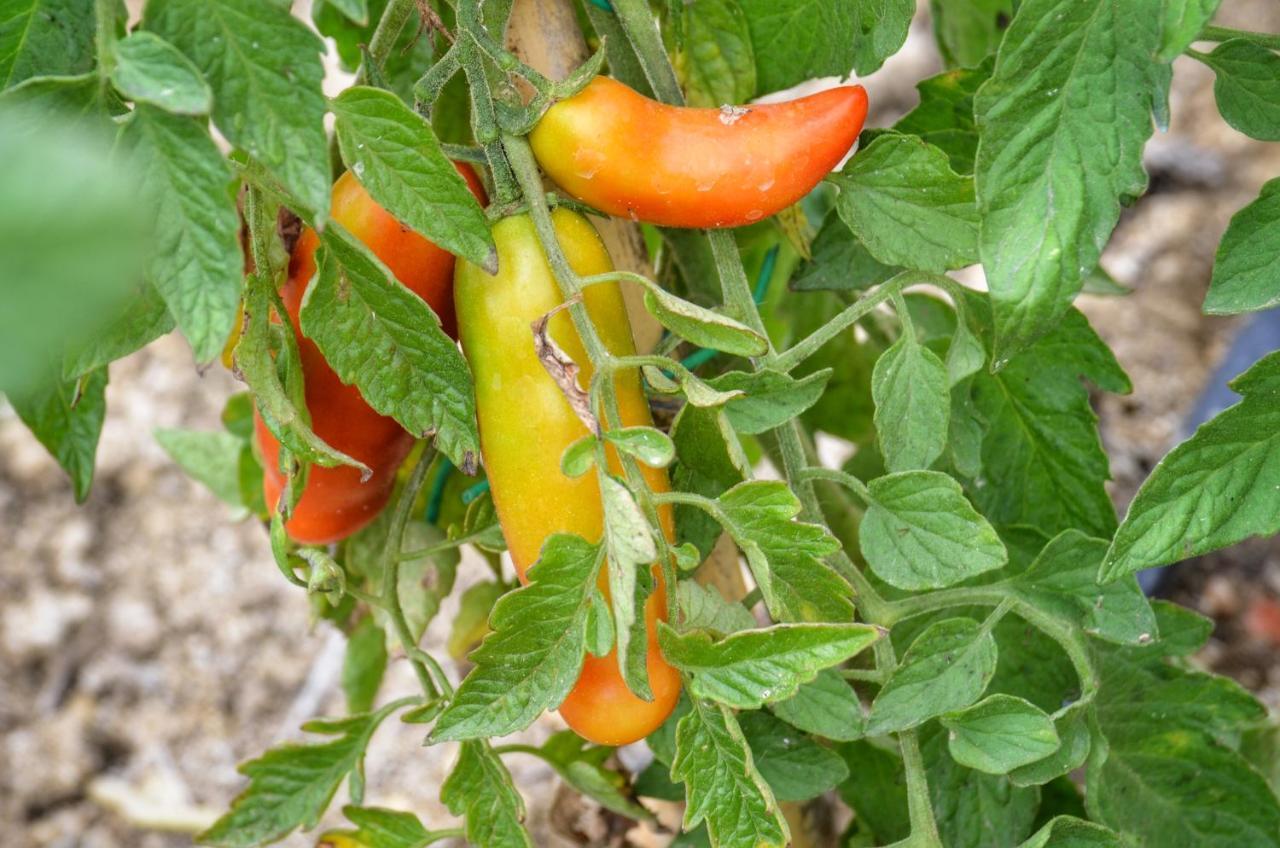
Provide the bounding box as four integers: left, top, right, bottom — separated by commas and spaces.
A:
262, 77, 864, 743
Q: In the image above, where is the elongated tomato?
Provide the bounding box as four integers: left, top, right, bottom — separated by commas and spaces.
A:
454, 209, 681, 745
529, 76, 868, 228
255, 165, 486, 544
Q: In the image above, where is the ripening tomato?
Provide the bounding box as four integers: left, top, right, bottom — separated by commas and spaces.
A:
255, 165, 486, 544
529, 76, 868, 228
454, 208, 681, 745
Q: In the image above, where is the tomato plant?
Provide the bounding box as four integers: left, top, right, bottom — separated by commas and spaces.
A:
5, 0, 1280, 847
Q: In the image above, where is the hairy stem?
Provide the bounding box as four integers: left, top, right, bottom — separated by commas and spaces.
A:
1199, 24, 1280, 52
380, 448, 444, 700
358, 0, 418, 85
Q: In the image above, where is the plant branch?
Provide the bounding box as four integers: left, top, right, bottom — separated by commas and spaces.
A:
357, 0, 418, 85
1199, 24, 1280, 52
899, 728, 944, 847
94, 0, 117, 82
380, 447, 444, 700
773, 272, 918, 373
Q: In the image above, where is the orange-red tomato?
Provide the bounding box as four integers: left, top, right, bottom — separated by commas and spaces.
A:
529, 76, 868, 228
255, 165, 486, 544
454, 209, 680, 745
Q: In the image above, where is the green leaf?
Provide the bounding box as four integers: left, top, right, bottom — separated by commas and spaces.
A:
1204, 177, 1280, 314
560, 434, 597, 477
740, 0, 911, 87
121, 104, 242, 364
441, 741, 531, 848
1158, 0, 1220, 61
430, 535, 599, 742
947, 312, 987, 385
718, 480, 853, 622
236, 275, 366, 473
447, 581, 503, 660
322, 0, 368, 25
331, 86, 493, 268
197, 705, 400, 847
0, 0, 95, 87
1087, 731, 1280, 847
709, 368, 831, 435
1148, 599, 1213, 657
1092, 628, 1267, 744
1201, 39, 1280, 142
672, 699, 788, 848
338, 805, 435, 848
642, 287, 768, 357
676, 580, 756, 635
63, 282, 174, 380
975, 0, 1160, 362
8, 368, 106, 503
0, 70, 111, 125
342, 617, 387, 715
969, 302, 1130, 538
1086, 632, 1279, 847
1019, 816, 1125, 848
110, 30, 212, 115
929, 0, 1014, 68
145, 0, 330, 218
1014, 530, 1155, 644
769, 668, 866, 741
1101, 350, 1280, 580
738, 710, 849, 802
869, 617, 998, 734
679, 0, 756, 106
921, 722, 1040, 848
860, 470, 1007, 590
603, 426, 675, 467
0, 97, 148, 397
942, 694, 1060, 774
872, 330, 951, 473
302, 227, 479, 470
600, 474, 657, 699
671, 404, 745, 560
659, 621, 881, 709
1081, 264, 1131, 297
834, 134, 980, 272
535, 731, 653, 820
154, 427, 246, 510
835, 740, 911, 844
789, 213, 899, 293
1008, 703, 1092, 787
892, 58, 993, 174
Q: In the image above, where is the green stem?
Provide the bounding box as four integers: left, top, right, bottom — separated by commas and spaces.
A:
381, 448, 443, 700
797, 466, 873, 506
94, 0, 117, 82
899, 728, 944, 847
884, 588, 1098, 701
610, 0, 683, 103
840, 667, 885, 683
1199, 24, 1280, 52
357, 0, 417, 85
773, 272, 917, 373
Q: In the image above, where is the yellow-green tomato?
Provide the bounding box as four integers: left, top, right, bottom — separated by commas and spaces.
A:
454, 208, 680, 746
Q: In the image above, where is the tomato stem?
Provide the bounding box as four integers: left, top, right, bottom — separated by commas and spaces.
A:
93, 0, 117, 84
357, 0, 418, 86
380, 446, 447, 700
1199, 24, 1280, 52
